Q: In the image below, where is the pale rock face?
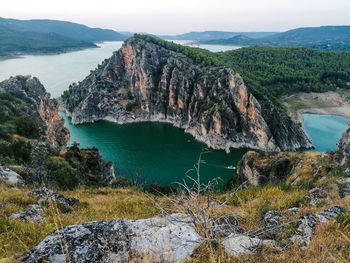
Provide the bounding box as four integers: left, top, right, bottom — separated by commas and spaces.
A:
64, 37, 313, 152
29, 188, 79, 208
290, 206, 347, 247
23, 214, 202, 263
0, 75, 70, 154
0, 166, 24, 185
338, 177, 350, 197
9, 204, 44, 223
222, 234, 261, 257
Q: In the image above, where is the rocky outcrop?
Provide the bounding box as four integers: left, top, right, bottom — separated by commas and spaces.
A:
334, 127, 350, 171
234, 151, 331, 186
263, 211, 283, 229
23, 213, 202, 263
9, 204, 44, 223
63, 36, 312, 152
337, 177, 350, 198
0, 75, 70, 153
0, 165, 24, 184
291, 206, 347, 248
64, 146, 115, 186
29, 188, 79, 208
222, 234, 261, 257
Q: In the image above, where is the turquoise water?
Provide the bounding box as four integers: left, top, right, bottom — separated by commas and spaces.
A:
61, 113, 246, 186
303, 114, 349, 152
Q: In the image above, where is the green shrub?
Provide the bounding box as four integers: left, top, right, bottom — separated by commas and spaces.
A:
0, 139, 32, 163
14, 116, 42, 139
148, 182, 177, 196
111, 176, 133, 188
336, 211, 350, 226
47, 159, 79, 190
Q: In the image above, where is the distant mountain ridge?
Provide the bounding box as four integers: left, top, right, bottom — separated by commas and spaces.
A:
158, 31, 277, 41
200, 26, 350, 51
0, 17, 127, 56
0, 17, 126, 42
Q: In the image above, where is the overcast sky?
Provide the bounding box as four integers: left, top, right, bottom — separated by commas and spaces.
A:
1, 0, 349, 34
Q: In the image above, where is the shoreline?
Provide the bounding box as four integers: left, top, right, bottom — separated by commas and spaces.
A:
297, 107, 350, 123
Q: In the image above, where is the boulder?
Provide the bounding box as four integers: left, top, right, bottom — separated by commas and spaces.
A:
222, 234, 261, 257
9, 204, 44, 223
23, 213, 202, 263
291, 206, 347, 247
263, 211, 283, 229
309, 188, 327, 205
29, 188, 79, 208
338, 177, 350, 198
0, 166, 24, 185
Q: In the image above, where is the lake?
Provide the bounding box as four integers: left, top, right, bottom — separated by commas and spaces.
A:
61, 113, 246, 186
303, 113, 349, 152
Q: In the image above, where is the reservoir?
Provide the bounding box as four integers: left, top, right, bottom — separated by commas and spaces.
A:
303, 113, 349, 152
61, 113, 246, 186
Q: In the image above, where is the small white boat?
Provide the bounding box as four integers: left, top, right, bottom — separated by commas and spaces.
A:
226, 165, 236, 170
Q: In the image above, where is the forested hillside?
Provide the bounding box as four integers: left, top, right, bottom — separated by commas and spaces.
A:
218, 46, 350, 97
135, 35, 350, 98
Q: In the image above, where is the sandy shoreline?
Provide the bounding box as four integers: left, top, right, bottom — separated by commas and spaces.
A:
297, 107, 350, 122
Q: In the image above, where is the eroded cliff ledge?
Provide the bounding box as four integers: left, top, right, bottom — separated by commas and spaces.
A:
0, 75, 69, 153
64, 36, 312, 152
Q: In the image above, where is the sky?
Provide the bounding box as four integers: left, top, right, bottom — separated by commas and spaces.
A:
1, 0, 350, 34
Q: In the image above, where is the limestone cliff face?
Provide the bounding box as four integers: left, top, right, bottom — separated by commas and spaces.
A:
333, 127, 350, 169
0, 76, 69, 153
64, 37, 312, 152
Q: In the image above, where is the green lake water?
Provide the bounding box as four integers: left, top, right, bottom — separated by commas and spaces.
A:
61, 113, 246, 186
303, 113, 349, 152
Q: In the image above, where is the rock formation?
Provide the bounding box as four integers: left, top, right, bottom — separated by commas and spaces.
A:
0, 165, 24, 184
232, 151, 331, 186
0, 75, 70, 153
9, 204, 44, 223
334, 127, 350, 171
63, 36, 312, 152
23, 214, 202, 263
29, 188, 79, 208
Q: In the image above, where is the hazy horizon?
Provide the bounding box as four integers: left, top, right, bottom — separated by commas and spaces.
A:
1, 0, 350, 35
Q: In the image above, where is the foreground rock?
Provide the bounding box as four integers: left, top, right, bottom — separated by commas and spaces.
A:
222, 234, 261, 257
338, 177, 350, 197
64, 35, 312, 152
234, 151, 330, 186
291, 206, 347, 247
64, 146, 115, 186
0, 166, 24, 185
23, 214, 202, 263
333, 127, 350, 170
0, 75, 70, 154
9, 204, 44, 223
29, 188, 79, 208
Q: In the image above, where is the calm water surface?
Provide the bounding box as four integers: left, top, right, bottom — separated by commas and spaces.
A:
61, 113, 246, 186
0, 42, 124, 97
303, 114, 349, 152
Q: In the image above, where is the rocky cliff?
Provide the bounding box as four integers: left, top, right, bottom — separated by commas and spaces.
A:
63, 36, 312, 152
0, 75, 69, 153
333, 127, 350, 170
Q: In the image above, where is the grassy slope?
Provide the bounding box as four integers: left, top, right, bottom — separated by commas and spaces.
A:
1, 151, 350, 262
